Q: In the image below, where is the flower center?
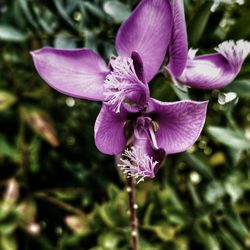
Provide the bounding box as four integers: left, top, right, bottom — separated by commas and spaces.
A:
118, 146, 158, 184
104, 56, 147, 113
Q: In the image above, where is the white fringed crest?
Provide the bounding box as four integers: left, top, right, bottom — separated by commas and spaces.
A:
215, 40, 250, 70
104, 56, 142, 113
118, 146, 158, 184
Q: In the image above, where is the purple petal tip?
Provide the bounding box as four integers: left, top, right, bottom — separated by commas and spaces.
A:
31, 47, 109, 101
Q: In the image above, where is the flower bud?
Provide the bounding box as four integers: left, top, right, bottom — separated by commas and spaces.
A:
22, 108, 59, 147
4, 179, 19, 205
64, 215, 86, 235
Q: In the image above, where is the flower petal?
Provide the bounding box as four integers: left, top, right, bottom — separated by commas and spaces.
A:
104, 55, 149, 113
148, 98, 208, 154
133, 117, 165, 168
94, 104, 128, 155
31, 48, 109, 101
116, 0, 173, 82
179, 40, 250, 89
168, 0, 188, 77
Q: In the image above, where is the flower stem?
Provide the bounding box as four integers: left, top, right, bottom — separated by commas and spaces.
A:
127, 177, 138, 250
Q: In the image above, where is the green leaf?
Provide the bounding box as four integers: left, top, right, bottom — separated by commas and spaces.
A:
28, 138, 41, 173
0, 135, 21, 162
0, 25, 28, 42
207, 126, 250, 149
98, 206, 115, 227
139, 238, 164, 250
227, 8, 250, 39
18, 0, 39, 29
228, 147, 243, 167
103, 1, 130, 23
0, 236, 17, 250
183, 152, 214, 180
0, 91, 17, 111
204, 181, 225, 204
53, 0, 76, 30
143, 203, 154, 226
98, 232, 121, 250
223, 201, 250, 239
0, 222, 17, 236
84, 30, 98, 52
224, 80, 250, 98
188, 1, 213, 46
32, 5, 56, 35
144, 224, 178, 242
54, 32, 77, 48
107, 184, 120, 200
65, 0, 79, 13
84, 2, 106, 20
174, 237, 189, 250
171, 84, 190, 100
218, 226, 243, 250
154, 225, 177, 241
195, 225, 221, 250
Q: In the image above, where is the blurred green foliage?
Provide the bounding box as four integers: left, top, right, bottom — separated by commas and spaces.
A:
0, 0, 250, 249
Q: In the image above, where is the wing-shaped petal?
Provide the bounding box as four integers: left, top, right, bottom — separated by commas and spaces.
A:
179, 40, 250, 89
148, 98, 208, 154
94, 104, 128, 155
31, 48, 109, 101
168, 0, 188, 77
116, 0, 173, 82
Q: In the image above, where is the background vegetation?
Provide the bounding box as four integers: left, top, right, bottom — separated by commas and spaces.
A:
0, 0, 250, 249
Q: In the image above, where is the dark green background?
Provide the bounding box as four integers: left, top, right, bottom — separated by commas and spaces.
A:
0, 0, 250, 249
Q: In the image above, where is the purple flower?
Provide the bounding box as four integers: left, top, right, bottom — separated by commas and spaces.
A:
164, 0, 250, 90
178, 40, 250, 89
31, 0, 208, 182
31, 0, 173, 114
95, 99, 208, 182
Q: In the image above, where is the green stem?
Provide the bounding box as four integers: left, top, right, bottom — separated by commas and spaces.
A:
127, 177, 138, 250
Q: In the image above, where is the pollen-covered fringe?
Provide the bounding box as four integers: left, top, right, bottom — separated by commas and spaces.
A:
215, 40, 250, 70
104, 56, 140, 113
118, 147, 158, 184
